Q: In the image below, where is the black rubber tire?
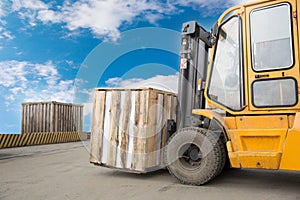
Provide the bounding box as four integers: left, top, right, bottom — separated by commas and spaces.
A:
165, 127, 226, 185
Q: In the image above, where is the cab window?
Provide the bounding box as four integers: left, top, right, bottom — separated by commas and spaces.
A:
208, 16, 244, 111
253, 78, 297, 107
250, 3, 293, 71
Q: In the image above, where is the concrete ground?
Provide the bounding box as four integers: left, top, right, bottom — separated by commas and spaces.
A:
0, 141, 300, 200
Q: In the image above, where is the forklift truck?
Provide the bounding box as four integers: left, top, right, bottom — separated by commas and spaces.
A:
165, 0, 300, 185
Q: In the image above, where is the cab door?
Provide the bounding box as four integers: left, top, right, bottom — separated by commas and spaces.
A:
246, 0, 300, 111
227, 0, 299, 170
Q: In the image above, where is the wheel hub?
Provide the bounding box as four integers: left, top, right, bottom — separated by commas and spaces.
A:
189, 148, 201, 161
179, 143, 203, 168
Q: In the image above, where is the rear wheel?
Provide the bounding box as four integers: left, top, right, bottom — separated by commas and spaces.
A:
165, 127, 226, 185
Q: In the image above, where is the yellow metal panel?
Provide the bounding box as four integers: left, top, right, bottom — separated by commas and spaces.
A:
227, 115, 288, 169
224, 117, 236, 129
235, 115, 288, 129
228, 152, 240, 168
280, 113, 300, 170
238, 152, 281, 169
240, 135, 280, 151
234, 129, 286, 152
280, 132, 300, 170
298, 0, 300, 64
228, 130, 239, 152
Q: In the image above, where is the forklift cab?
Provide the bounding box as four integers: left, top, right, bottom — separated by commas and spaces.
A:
207, 1, 299, 113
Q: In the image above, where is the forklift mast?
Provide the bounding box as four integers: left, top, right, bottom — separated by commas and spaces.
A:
177, 21, 213, 129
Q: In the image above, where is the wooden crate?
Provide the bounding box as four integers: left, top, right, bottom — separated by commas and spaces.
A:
90, 88, 177, 173
21, 101, 83, 134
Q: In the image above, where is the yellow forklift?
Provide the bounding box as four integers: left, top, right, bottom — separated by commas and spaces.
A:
165, 0, 300, 185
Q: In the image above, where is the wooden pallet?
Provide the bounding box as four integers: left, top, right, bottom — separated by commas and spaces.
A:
22, 101, 83, 134
90, 88, 177, 173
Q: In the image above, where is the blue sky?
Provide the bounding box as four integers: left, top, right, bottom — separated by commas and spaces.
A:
0, 0, 251, 133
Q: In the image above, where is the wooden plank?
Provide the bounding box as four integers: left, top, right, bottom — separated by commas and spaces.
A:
131, 91, 140, 170
106, 91, 121, 166
33, 104, 37, 133
22, 105, 25, 134
21, 104, 25, 134
50, 102, 54, 133
42, 104, 45, 132
39, 103, 42, 132
66, 105, 69, 132
168, 95, 174, 119
62, 105, 65, 132
71, 106, 74, 132
67, 105, 72, 132
172, 96, 177, 120
27, 104, 30, 133
65, 105, 68, 132
29, 104, 32, 133
90, 91, 106, 164
160, 94, 169, 165
26, 104, 29, 133
59, 104, 63, 132
146, 90, 158, 168
46, 103, 50, 132
76, 106, 79, 132
79, 106, 83, 132
134, 90, 148, 171
74, 105, 77, 132
52, 103, 56, 132
120, 90, 132, 168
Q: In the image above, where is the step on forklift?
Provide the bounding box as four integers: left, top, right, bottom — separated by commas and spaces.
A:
165, 0, 300, 185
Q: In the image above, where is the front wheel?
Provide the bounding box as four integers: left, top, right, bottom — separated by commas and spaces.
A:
164, 127, 226, 185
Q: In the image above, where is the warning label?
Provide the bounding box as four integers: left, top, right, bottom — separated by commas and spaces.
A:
180, 58, 188, 69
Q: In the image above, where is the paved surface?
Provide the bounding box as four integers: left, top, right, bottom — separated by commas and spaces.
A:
1, 141, 300, 200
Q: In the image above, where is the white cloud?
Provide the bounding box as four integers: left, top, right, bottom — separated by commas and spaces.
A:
0, 1, 14, 40
37, 0, 256, 40
0, 1, 5, 18
170, 0, 255, 16
172, 0, 254, 7
0, 60, 75, 106
23, 80, 75, 103
12, 0, 48, 11
11, 0, 49, 27
0, 29, 14, 40
35, 0, 175, 41
0, 0, 256, 41
37, 9, 61, 24
105, 74, 178, 93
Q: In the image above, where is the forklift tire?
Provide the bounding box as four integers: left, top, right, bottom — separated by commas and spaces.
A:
164, 127, 226, 185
